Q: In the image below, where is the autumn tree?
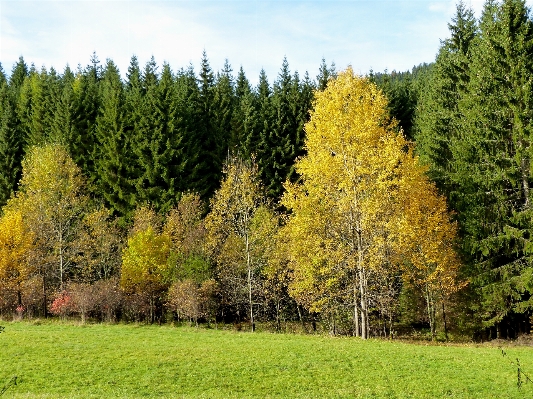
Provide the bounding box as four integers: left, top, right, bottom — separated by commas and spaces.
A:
163, 192, 209, 283
0, 209, 34, 309
77, 207, 122, 282
120, 206, 171, 323
4, 144, 89, 316
282, 68, 461, 339
205, 156, 268, 331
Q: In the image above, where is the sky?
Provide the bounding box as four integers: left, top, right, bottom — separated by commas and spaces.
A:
0, 0, 528, 85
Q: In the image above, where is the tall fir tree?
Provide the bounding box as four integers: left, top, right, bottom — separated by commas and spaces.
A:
175, 64, 202, 194
50, 66, 76, 145
261, 58, 298, 200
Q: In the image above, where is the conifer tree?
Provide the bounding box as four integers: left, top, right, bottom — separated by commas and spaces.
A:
9, 57, 28, 94
0, 81, 23, 207
316, 57, 336, 91
192, 51, 224, 199
175, 65, 202, 194
69, 57, 101, 188
450, 0, 533, 334
94, 60, 134, 218
414, 1, 477, 190
50, 66, 76, 145
262, 58, 298, 200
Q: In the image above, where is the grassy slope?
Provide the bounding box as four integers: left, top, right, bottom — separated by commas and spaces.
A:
1, 322, 533, 398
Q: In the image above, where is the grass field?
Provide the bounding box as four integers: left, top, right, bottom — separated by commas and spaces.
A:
1, 321, 533, 398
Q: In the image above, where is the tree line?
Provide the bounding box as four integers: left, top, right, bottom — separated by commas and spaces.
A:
0, 70, 459, 340
2, 0, 533, 340
0, 51, 334, 217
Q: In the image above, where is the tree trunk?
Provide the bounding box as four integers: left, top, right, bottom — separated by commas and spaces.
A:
353, 283, 360, 337
42, 274, 47, 318
441, 299, 448, 341
245, 233, 255, 332
358, 267, 368, 339
425, 284, 435, 340
356, 230, 368, 339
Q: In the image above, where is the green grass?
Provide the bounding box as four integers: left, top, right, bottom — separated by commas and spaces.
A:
1, 321, 533, 398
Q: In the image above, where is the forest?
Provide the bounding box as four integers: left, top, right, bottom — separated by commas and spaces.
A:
1, 0, 533, 341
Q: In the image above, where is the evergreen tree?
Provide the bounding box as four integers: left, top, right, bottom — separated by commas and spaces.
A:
233, 67, 258, 159
94, 60, 134, 218
175, 65, 202, 194
69, 57, 101, 188
212, 60, 234, 154
414, 1, 477, 190
316, 57, 336, 91
50, 66, 76, 145
254, 69, 273, 189
262, 58, 298, 200
17, 66, 57, 148
9, 57, 28, 94
191, 51, 224, 199
135, 62, 184, 213
449, 0, 533, 335
0, 80, 23, 207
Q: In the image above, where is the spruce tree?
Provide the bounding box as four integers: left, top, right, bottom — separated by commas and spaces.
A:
262, 58, 298, 200
50, 66, 76, 145
450, 0, 533, 335
212, 60, 234, 153
94, 60, 134, 218
0, 80, 23, 207
175, 64, 202, 194
191, 51, 224, 199
414, 1, 477, 191
69, 57, 101, 188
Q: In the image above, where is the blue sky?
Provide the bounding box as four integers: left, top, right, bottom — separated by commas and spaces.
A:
0, 1, 524, 84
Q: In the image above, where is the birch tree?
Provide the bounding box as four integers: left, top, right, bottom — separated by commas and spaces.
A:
282, 68, 460, 338
205, 156, 267, 331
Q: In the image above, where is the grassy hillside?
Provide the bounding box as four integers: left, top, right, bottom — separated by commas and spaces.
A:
1, 321, 532, 398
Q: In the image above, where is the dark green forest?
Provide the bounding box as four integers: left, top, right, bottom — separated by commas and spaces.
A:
2, 0, 533, 341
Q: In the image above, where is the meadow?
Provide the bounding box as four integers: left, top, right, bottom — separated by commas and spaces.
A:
1, 321, 533, 398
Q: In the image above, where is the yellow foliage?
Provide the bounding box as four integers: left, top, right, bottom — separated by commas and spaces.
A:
120, 227, 171, 294
281, 68, 461, 324
0, 209, 34, 292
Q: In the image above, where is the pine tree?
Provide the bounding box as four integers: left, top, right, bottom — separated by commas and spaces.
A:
135, 61, 183, 213
9, 57, 28, 94
50, 66, 76, 145
212, 60, 234, 154
316, 57, 336, 91
232, 67, 258, 159
175, 65, 202, 194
